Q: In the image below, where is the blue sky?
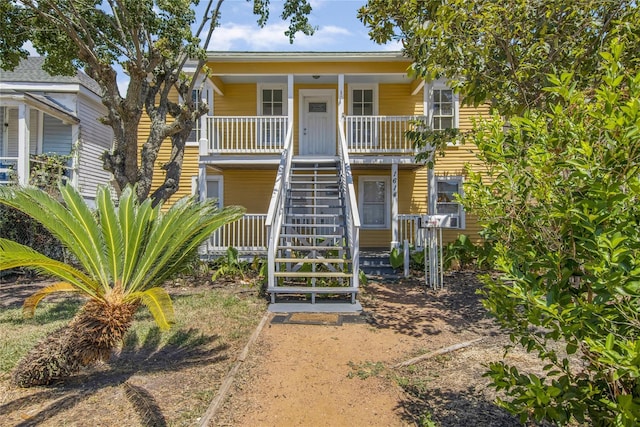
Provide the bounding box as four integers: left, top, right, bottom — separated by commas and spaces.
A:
208, 0, 400, 51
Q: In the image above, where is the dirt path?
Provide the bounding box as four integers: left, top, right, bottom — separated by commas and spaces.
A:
212, 273, 516, 426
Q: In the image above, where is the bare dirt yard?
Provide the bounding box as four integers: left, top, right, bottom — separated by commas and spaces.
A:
1, 272, 547, 426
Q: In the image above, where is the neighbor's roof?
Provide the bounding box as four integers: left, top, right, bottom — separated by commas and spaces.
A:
205, 51, 408, 62
0, 56, 102, 96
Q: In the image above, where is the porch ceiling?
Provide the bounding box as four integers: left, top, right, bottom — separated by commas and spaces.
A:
199, 155, 424, 170
213, 74, 413, 85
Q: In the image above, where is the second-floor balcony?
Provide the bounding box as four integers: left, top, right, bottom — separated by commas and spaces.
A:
199, 115, 426, 157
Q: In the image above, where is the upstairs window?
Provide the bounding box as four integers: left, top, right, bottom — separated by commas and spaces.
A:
258, 85, 286, 146
436, 176, 465, 229
432, 88, 455, 130
349, 85, 378, 146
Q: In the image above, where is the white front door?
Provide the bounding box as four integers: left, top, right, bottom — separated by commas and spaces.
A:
300, 92, 335, 156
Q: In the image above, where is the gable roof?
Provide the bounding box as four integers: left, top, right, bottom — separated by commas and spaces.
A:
0, 56, 102, 96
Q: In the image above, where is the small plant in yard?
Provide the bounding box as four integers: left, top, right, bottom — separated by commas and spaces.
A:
0, 183, 244, 387
347, 360, 386, 379
211, 246, 251, 281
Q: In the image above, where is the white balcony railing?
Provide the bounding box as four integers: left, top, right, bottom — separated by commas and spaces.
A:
345, 115, 426, 153
0, 157, 18, 184
201, 214, 268, 255
203, 116, 288, 154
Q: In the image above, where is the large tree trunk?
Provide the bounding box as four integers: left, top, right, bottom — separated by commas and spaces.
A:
12, 300, 139, 387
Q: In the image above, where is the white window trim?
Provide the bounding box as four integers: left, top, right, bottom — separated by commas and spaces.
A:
436, 175, 465, 229
186, 79, 213, 147
205, 175, 224, 208
257, 83, 288, 116
347, 84, 378, 116
425, 80, 459, 139
358, 175, 390, 229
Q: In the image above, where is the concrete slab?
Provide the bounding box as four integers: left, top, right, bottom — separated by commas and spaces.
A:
268, 300, 363, 313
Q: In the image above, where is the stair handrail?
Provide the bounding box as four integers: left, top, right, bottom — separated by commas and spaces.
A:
337, 120, 361, 290
265, 120, 295, 289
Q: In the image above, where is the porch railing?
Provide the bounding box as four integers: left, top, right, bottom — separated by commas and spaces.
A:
203, 116, 288, 154
345, 115, 427, 153
398, 214, 426, 249
201, 214, 268, 256
0, 157, 18, 184
265, 120, 295, 287
337, 121, 361, 289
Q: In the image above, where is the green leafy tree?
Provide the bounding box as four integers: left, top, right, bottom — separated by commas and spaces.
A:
0, 183, 245, 387
462, 47, 640, 425
358, 0, 638, 116
0, 0, 313, 204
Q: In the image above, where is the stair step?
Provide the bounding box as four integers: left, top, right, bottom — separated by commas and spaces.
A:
289, 187, 339, 191
286, 204, 343, 208
289, 196, 339, 201
275, 258, 351, 264
279, 234, 343, 240
286, 213, 343, 218
283, 223, 345, 228
273, 271, 352, 278
268, 286, 356, 294
278, 245, 348, 251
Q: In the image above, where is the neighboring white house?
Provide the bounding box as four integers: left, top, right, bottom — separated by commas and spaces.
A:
0, 57, 113, 203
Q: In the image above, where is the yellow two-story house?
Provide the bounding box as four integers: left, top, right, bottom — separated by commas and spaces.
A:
144, 51, 488, 306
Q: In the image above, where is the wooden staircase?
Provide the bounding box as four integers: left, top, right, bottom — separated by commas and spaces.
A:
268, 157, 357, 304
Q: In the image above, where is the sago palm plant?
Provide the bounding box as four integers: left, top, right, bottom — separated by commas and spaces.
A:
0, 184, 244, 387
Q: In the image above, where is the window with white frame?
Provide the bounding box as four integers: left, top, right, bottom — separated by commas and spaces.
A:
432, 88, 455, 130
349, 85, 377, 146
359, 176, 390, 228
205, 176, 223, 209
436, 176, 465, 229
258, 84, 286, 146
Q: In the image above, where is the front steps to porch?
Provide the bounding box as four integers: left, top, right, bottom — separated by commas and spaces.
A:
268, 157, 358, 308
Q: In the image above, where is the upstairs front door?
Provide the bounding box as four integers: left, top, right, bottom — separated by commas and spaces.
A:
299, 90, 335, 156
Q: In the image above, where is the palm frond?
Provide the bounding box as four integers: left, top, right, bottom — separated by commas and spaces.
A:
129, 287, 175, 331
96, 186, 124, 285
58, 184, 109, 286
119, 189, 157, 287
23, 282, 80, 318
0, 239, 101, 298
127, 199, 245, 292
0, 185, 108, 284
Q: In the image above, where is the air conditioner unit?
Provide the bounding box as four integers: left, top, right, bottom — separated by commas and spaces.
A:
419, 214, 458, 229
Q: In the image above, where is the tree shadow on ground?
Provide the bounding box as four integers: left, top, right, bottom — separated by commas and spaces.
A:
398, 386, 523, 427
0, 327, 229, 427
362, 271, 497, 338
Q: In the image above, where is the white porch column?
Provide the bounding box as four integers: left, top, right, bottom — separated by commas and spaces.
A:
17, 104, 30, 185
287, 74, 294, 128
391, 162, 399, 249
70, 123, 80, 188
428, 161, 437, 214
338, 74, 344, 120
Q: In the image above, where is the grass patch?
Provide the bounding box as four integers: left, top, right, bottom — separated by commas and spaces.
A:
0, 299, 83, 373
0, 283, 267, 426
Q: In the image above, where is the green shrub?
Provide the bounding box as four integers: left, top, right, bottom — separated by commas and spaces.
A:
463, 46, 640, 425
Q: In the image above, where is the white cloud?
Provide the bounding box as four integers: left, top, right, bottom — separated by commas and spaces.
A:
22, 41, 39, 56
208, 22, 354, 51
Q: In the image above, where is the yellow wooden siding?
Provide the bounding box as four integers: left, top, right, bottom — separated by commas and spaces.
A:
220, 169, 276, 213
378, 84, 424, 116
458, 103, 490, 131
213, 83, 257, 115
